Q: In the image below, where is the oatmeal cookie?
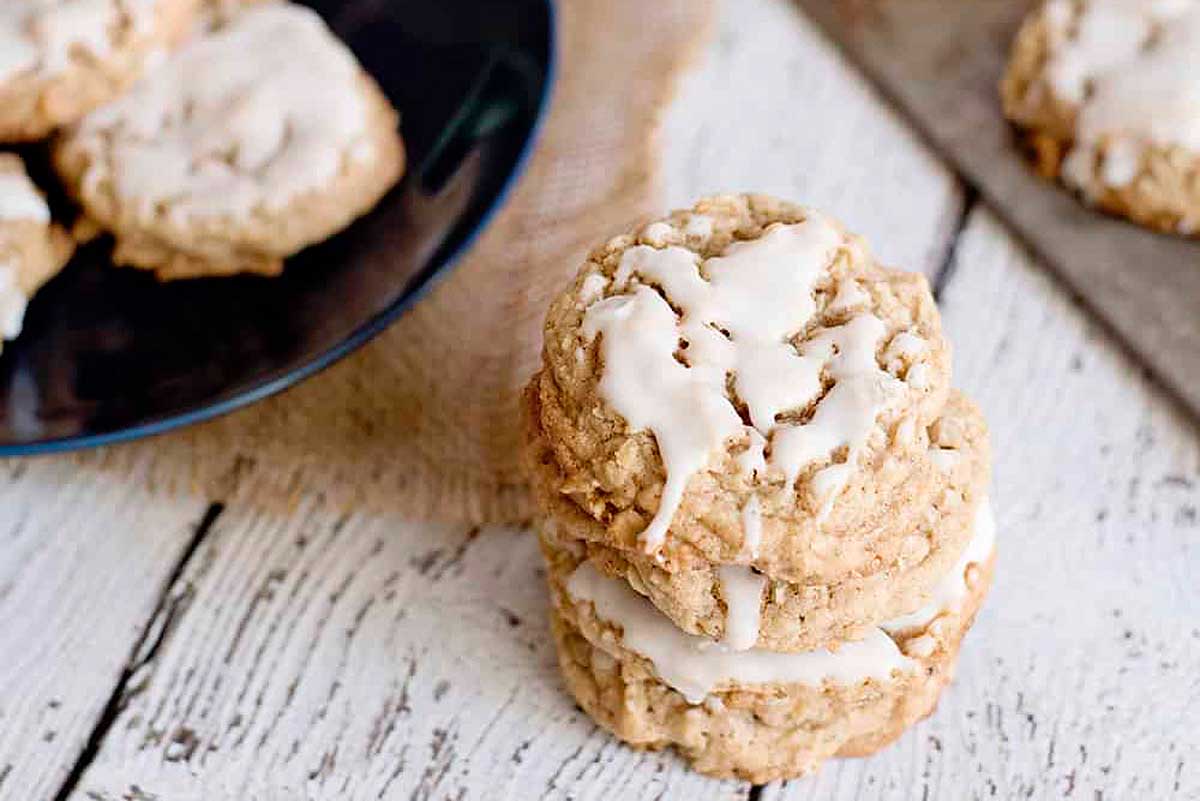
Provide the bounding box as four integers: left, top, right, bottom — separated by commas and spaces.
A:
0, 154, 73, 348
1002, 0, 1200, 234
528, 194, 950, 575
54, 1, 404, 279
0, 0, 200, 142
544, 521, 996, 782
537, 392, 990, 652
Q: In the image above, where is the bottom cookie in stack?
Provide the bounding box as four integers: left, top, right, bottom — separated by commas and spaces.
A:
539, 501, 996, 782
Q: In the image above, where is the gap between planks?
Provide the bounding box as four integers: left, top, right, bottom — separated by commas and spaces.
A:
51, 503, 227, 801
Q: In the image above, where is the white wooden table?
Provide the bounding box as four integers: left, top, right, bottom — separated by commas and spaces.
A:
3, 1, 1197, 798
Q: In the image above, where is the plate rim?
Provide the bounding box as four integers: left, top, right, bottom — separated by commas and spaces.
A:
0, 0, 558, 458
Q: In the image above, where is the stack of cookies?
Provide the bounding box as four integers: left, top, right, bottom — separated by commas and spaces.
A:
523, 194, 995, 781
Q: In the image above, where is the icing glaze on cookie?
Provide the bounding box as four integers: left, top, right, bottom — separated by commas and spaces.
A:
0, 169, 50, 223
738, 495, 763, 559
1043, 0, 1200, 197
0, 0, 156, 83
565, 497, 995, 702
716, 564, 766, 651
881, 497, 996, 634
72, 3, 376, 224
567, 560, 914, 704
0, 263, 28, 340
583, 217, 922, 551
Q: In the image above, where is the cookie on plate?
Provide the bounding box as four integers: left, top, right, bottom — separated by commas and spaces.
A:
543, 500, 996, 783
1001, 0, 1200, 235
529, 193, 951, 577
0, 154, 73, 347
54, 1, 405, 280
536, 391, 991, 653
0, 0, 200, 142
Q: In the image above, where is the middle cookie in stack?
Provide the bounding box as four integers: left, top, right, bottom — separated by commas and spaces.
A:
524, 194, 994, 781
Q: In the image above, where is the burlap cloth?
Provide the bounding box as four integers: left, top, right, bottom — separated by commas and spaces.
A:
58, 0, 715, 523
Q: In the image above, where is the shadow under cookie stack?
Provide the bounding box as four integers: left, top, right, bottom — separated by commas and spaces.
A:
523, 194, 995, 782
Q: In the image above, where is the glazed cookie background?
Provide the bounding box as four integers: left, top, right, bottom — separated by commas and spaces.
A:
54, 1, 405, 279
1002, 0, 1200, 235
0, 0, 200, 142
536, 391, 991, 652
532, 194, 951, 573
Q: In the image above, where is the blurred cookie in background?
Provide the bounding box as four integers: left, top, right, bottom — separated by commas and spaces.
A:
54, 1, 405, 280
0, 0, 201, 142
1002, 0, 1200, 236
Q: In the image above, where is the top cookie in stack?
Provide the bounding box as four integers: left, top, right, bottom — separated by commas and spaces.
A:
524, 193, 994, 779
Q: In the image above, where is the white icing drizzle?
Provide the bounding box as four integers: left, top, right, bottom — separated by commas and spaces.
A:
928, 446, 961, 473
1044, 0, 1200, 198
739, 495, 763, 559
641, 221, 674, 244
717, 565, 766, 651
578, 272, 608, 306
769, 313, 903, 493
0, 170, 50, 223
566, 561, 915, 704
828, 279, 869, 313
884, 330, 926, 365
684, 214, 714, 238
906, 362, 931, 390
0, 262, 28, 340
881, 497, 996, 634
583, 283, 745, 552
584, 217, 904, 551
736, 428, 767, 479
0, 0, 156, 83
72, 3, 376, 225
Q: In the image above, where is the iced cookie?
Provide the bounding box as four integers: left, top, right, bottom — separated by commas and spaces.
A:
536, 392, 991, 653
543, 503, 996, 782
0, 154, 73, 348
529, 194, 951, 577
0, 0, 200, 142
1002, 0, 1200, 234
54, 1, 404, 279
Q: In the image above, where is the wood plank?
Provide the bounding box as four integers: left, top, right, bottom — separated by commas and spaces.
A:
764, 208, 1200, 799
66, 507, 750, 800
0, 459, 209, 801
661, 0, 965, 279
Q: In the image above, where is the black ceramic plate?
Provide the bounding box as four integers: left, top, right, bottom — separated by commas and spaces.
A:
0, 0, 555, 454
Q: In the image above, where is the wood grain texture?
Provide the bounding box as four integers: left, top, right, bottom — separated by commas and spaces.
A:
661, 0, 965, 278
764, 209, 1200, 799
67, 508, 749, 800
0, 458, 209, 801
